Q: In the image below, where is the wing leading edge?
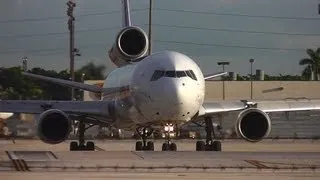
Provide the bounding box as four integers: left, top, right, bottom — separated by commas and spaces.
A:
199, 99, 320, 117
0, 100, 110, 116
22, 72, 129, 95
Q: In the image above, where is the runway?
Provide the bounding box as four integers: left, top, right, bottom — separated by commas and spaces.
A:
0, 139, 320, 179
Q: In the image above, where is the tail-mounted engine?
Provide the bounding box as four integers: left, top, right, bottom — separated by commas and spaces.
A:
37, 109, 72, 144
108, 26, 149, 67
235, 108, 271, 142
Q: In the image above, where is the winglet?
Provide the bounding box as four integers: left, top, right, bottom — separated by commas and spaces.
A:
204, 72, 228, 80
121, 0, 131, 27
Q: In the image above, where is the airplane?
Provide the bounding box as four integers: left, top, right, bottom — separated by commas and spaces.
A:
1, 0, 320, 151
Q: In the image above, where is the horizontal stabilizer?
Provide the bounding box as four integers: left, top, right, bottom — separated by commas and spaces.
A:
204, 72, 228, 80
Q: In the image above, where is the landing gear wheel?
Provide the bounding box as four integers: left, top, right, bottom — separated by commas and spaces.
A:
136, 141, 143, 151
70, 121, 96, 151
162, 142, 177, 151
170, 143, 177, 151
136, 127, 154, 151
70, 141, 78, 151
162, 143, 170, 151
196, 141, 205, 151
212, 141, 221, 151
195, 117, 223, 152
147, 141, 154, 151
86, 141, 95, 151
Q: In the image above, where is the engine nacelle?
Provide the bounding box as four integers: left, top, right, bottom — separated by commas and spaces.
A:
108, 26, 149, 67
235, 108, 271, 142
37, 109, 72, 144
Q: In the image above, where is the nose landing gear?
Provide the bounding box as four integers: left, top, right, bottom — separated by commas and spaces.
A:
162, 123, 177, 151
135, 127, 154, 151
196, 117, 222, 151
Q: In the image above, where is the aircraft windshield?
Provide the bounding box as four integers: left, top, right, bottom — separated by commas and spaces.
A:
150, 70, 197, 81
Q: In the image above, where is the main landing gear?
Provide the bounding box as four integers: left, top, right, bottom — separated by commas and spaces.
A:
135, 127, 154, 151
70, 121, 95, 151
162, 123, 177, 151
196, 117, 222, 151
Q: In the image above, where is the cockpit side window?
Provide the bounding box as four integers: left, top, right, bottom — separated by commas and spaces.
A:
150, 70, 165, 81
186, 70, 197, 80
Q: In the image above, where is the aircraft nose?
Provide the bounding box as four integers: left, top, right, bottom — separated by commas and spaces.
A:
145, 79, 202, 121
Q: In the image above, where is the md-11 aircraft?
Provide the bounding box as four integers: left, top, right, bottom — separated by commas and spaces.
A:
1, 0, 320, 151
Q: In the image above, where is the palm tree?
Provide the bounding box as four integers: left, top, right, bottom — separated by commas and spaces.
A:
299, 48, 320, 80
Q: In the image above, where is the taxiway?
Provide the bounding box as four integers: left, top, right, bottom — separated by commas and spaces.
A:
0, 139, 319, 179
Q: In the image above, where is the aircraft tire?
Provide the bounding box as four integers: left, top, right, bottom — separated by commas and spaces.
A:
162, 143, 169, 151
70, 141, 78, 151
147, 141, 154, 151
86, 141, 95, 151
136, 141, 143, 151
196, 141, 205, 151
170, 143, 177, 151
213, 141, 222, 151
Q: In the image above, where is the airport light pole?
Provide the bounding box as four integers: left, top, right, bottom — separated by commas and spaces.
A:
217, 61, 230, 100
249, 59, 254, 99
81, 73, 85, 101
67, 1, 81, 100
148, 0, 152, 55
22, 56, 28, 72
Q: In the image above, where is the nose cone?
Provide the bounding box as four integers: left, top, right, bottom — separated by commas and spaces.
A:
138, 78, 204, 122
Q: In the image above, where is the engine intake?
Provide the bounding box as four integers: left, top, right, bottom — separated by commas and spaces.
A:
235, 108, 271, 142
37, 109, 71, 144
108, 26, 148, 67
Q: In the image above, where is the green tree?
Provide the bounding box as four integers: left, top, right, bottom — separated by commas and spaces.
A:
76, 62, 106, 80
299, 48, 320, 80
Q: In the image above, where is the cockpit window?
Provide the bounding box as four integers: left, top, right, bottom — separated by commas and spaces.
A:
151, 70, 197, 81
176, 71, 186, 77
165, 71, 176, 77
150, 70, 165, 81
186, 70, 197, 80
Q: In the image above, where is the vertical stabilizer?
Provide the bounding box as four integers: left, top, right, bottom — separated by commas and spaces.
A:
121, 0, 132, 27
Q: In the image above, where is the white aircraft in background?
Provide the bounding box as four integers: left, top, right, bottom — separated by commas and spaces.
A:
1, 0, 320, 151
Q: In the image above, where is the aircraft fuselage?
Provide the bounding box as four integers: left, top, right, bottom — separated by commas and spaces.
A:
102, 51, 205, 129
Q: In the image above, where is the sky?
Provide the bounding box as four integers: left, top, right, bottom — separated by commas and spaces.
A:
0, 0, 320, 76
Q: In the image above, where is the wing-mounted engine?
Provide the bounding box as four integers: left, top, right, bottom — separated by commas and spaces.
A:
108, 26, 149, 67
37, 109, 72, 144
235, 108, 271, 142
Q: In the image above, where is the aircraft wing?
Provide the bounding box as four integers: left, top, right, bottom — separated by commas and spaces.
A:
22, 72, 129, 95
203, 72, 228, 80
0, 100, 113, 124
199, 99, 320, 116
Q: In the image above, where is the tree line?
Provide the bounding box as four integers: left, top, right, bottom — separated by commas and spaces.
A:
0, 62, 105, 100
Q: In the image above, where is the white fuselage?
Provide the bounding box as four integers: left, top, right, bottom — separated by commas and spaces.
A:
102, 51, 205, 129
